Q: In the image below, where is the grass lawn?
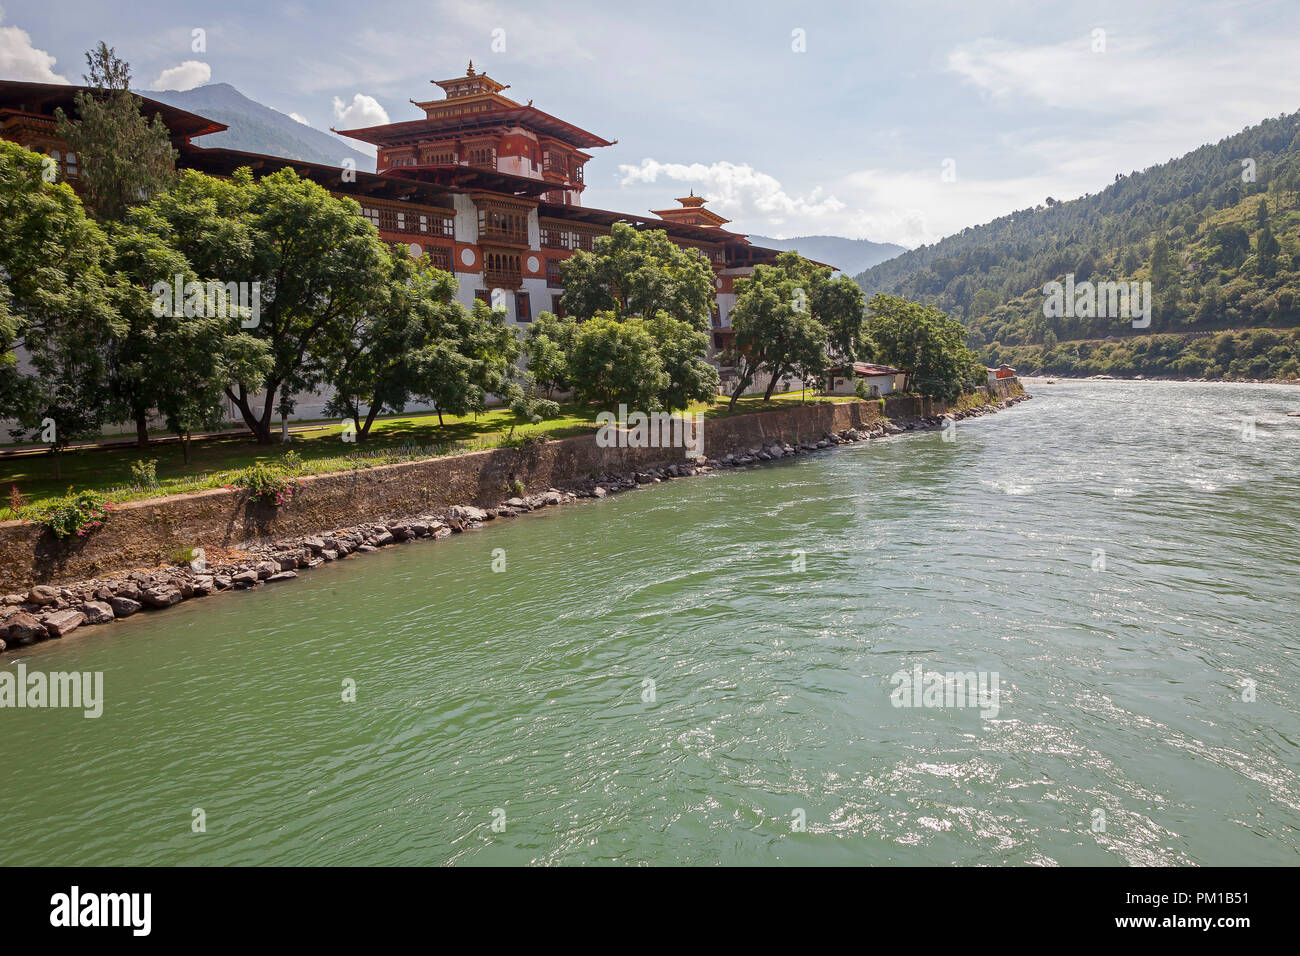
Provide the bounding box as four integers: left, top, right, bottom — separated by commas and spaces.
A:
1, 393, 856, 517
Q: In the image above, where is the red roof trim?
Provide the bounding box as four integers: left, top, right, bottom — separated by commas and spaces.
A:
337, 104, 612, 149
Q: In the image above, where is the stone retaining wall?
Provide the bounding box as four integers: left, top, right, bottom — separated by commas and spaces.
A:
0, 399, 883, 590
0, 382, 1023, 592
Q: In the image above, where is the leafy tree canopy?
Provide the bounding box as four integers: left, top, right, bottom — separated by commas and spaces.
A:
145, 167, 391, 442
867, 294, 984, 401
566, 313, 669, 410
724, 261, 829, 406
560, 222, 715, 330
0, 140, 119, 464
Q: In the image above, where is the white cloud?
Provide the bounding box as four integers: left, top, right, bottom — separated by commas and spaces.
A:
619, 158, 847, 228
288, 112, 311, 125
838, 166, 1073, 248
946, 33, 1300, 138
0, 10, 69, 83
332, 92, 388, 128
617, 157, 1080, 249
151, 60, 211, 92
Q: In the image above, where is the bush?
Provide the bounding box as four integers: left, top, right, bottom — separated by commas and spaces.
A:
130, 458, 159, 488
36, 490, 111, 538
228, 462, 304, 506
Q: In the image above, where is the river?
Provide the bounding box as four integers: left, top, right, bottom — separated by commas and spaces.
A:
2, 380, 1297, 865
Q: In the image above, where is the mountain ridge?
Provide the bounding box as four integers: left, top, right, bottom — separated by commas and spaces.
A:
748, 234, 905, 275
146, 83, 374, 172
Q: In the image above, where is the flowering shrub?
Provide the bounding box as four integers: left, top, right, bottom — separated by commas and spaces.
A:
37, 490, 112, 538
227, 462, 304, 506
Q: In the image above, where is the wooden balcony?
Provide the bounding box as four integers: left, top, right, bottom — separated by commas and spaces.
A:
478, 223, 528, 245
483, 250, 523, 290
477, 199, 530, 246
542, 150, 585, 186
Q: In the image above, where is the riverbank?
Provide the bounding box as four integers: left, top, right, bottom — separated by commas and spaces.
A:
1022, 374, 1300, 385
0, 387, 1030, 653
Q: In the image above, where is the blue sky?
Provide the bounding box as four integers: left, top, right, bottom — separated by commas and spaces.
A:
3, 0, 1298, 247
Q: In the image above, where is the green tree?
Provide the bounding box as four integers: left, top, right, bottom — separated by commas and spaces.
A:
108, 207, 274, 460
409, 297, 519, 427
724, 262, 829, 407
567, 313, 668, 410
1208, 224, 1250, 269
0, 140, 119, 476
503, 375, 560, 438
560, 222, 715, 330
54, 43, 177, 222
324, 248, 445, 439
970, 288, 1000, 318
102, 213, 186, 447
521, 312, 577, 398
1150, 237, 1180, 284
866, 294, 980, 400
1256, 223, 1281, 278
644, 312, 719, 409
325, 251, 518, 437
147, 168, 391, 443
763, 251, 870, 363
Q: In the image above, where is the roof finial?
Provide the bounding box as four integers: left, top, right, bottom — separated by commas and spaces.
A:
467, 59, 475, 76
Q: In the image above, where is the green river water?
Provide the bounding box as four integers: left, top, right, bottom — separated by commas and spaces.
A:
1, 380, 1297, 865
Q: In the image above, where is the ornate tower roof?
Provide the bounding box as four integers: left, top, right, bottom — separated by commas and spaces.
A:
432, 61, 512, 100
652, 190, 730, 227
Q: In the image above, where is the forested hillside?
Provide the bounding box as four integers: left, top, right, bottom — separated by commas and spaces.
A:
854, 111, 1300, 379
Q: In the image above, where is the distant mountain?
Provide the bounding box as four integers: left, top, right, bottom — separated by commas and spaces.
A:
147, 83, 374, 172
747, 235, 905, 275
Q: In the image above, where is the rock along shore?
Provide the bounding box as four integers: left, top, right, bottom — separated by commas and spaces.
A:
0, 392, 1031, 654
